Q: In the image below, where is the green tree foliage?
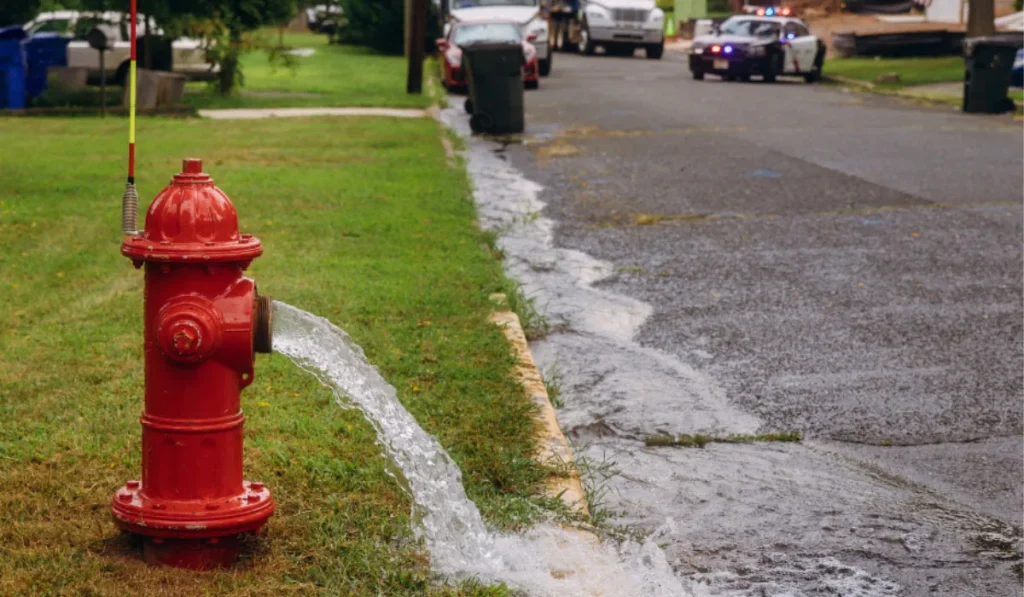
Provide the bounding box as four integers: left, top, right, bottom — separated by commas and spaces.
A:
336, 0, 440, 55
1, 0, 41, 26
336, 0, 404, 54
170, 0, 298, 94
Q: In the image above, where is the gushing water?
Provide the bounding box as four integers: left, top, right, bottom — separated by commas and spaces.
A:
272, 301, 691, 597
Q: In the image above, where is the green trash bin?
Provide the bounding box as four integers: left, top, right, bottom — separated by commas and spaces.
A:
963, 36, 1023, 114
463, 41, 525, 135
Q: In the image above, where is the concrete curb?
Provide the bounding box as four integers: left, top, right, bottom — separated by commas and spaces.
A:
488, 298, 589, 517
824, 75, 967, 107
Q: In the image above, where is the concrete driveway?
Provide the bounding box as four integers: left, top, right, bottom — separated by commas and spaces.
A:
452, 48, 1022, 596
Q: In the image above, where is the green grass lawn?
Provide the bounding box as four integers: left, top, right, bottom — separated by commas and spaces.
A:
0, 115, 546, 596
185, 31, 434, 110
824, 56, 965, 87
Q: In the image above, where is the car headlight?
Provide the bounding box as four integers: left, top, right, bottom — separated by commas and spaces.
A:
748, 45, 766, 56
649, 8, 664, 22
585, 5, 611, 22
525, 16, 547, 38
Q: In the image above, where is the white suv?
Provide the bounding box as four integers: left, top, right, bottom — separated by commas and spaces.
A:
24, 11, 216, 84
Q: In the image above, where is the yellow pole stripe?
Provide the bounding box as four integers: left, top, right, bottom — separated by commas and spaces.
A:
129, 61, 137, 144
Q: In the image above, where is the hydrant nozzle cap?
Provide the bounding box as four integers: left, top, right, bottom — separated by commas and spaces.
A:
182, 158, 203, 174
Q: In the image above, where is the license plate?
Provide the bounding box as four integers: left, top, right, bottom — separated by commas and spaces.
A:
713, 60, 729, 70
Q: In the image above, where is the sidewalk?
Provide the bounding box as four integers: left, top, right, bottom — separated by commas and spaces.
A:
829, 75, 1024, 110
198, 107, 428, 119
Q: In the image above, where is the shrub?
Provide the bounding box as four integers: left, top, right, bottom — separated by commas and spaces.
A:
336, 0, 440, 55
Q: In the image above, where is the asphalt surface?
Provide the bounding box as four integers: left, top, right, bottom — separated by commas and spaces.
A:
454, 48, 1022, 596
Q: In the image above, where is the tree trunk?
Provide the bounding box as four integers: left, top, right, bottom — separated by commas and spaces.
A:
145, 14, 153, 69
218, 29, 243, 96
967, 0, 995, 37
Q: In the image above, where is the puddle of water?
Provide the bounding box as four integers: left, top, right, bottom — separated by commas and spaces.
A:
436, 102, 928, 596
441, 104, 760, 440
272, 301, 690, 596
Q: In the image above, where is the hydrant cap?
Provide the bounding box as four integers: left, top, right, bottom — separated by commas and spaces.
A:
122, 158, 263, 264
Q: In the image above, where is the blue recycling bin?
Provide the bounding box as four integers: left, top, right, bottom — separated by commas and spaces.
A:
24, 33, 69, 98
1012, 48, 1023, 89
0, 26, 27, 110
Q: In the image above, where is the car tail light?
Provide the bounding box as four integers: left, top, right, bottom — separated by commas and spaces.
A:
445, 46, 462, 67
711, 45, 721, 53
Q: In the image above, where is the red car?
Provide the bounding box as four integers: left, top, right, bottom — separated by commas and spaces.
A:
437, 20, 539, 91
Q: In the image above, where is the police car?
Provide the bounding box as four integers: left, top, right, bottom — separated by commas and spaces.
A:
689, 14, 825, 83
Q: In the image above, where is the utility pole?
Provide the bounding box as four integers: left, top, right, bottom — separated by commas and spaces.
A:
407, 0, 425, 94
966, 0, 995, 37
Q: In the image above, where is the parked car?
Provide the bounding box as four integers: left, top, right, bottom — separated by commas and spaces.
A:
438, 20, 540, 90
447, 0, 552, 76
689, 15, 825, 83
23, 11, 216, 84
306, 4, 344, 34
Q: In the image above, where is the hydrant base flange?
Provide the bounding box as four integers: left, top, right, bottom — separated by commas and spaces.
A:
111, 479, 274, 540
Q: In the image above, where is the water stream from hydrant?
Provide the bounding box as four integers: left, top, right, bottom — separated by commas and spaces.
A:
272, 301, 690, 597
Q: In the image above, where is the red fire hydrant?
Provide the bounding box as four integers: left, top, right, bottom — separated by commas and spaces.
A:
112, 158, 275, 570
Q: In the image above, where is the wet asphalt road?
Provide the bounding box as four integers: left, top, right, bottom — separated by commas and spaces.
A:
481, 49, 1022, 594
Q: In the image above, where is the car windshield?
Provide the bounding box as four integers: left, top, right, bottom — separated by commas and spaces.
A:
720, 19, 781, 38
28, 19, 71, 35
453, 0, 537, 7
454, 23, 522, 45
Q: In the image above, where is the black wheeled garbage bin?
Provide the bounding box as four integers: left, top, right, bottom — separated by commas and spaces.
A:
963, 35, 1024, 114
462, 41, 525, 135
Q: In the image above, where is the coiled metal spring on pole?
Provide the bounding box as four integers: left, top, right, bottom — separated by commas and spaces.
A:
122, 182, 139, 236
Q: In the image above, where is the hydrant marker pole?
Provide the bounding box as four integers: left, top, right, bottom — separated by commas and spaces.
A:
121, 0, 139, 236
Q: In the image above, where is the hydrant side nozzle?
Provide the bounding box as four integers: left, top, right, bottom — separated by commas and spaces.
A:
254, 294, 273, 355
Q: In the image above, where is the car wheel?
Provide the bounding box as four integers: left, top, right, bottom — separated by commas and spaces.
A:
692, 70, 704, 80
470, 112, 492, 134
646, 41, 664, 60
562, 23, 578, 53
805, 47, 825, 83
526, 79, 539, 90
763, 52, 781, 83
464, 98, 473, 114
580, 22, 595, 55
539, 54, 552, 77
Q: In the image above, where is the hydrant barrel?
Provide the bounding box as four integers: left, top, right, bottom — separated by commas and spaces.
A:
113, 159, 274, 570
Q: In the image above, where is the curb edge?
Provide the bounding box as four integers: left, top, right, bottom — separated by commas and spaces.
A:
488, 307, 589, 517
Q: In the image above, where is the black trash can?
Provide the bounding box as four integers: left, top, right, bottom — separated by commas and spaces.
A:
963, 35, 1024, 114
463, 41, 525, 135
